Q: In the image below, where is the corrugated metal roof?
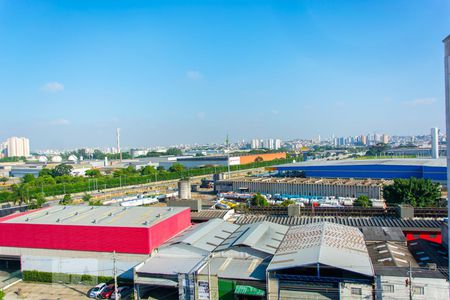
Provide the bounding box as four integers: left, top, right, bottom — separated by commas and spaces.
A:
136, 219, 239, 275
268, 222, 374, 277
216, 221, 288, 254
198, 256, 269, 281
191, 210, 230, 221
235, 215, 442, 231
361, 227, 406, 242
367, 241, 417, 268
170, 219, 239, 252
2, 205, 187, 228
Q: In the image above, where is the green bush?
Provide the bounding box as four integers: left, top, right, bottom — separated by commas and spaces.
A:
22, 270, 113, 285
0, 290, 5, 300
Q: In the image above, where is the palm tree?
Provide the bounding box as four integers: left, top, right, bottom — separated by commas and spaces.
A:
11, 184, 30, 205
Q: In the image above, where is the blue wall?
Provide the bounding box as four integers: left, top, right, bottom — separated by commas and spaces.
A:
276, 164, 447, 182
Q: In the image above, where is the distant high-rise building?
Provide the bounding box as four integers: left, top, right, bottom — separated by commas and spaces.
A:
6, 137, 30, 157
361, 134, 367, 145
275, 139, 282, 150
431, 127, 439, 159
251, 139, 260, 149
267, 138, 275, 150
382, 134, 389, 144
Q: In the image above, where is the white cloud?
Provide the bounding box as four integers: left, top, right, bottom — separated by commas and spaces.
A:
50, 119, 70, 126
271, 109, 279, 115
186, 70, 202, 80
41, 82, 64, 93
403, 98, 437, 106
196, 112, 206, 119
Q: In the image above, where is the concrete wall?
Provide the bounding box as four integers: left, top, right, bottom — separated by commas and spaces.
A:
167, 199, 201, 211
375, 275, 449, 300
195, 273, 219, 300
339, 282, 372, 300
0, 246, 148, 278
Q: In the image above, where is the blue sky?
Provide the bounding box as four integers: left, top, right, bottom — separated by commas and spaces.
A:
0, 0, 449, 149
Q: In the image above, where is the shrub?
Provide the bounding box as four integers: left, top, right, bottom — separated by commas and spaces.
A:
22, 270, 113, 285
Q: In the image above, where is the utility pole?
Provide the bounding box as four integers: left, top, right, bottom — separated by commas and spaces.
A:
113, 251, 119, 300
407, 261, 413, 300
226, 133, 231, 178
443, 34, 450, 282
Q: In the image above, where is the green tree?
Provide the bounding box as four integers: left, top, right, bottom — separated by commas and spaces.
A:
59, 193, 73, 205
82, 193, 92, 202
39, 168, 54, 177
28, 193, 46, 209
11, 184, 30, 205
166, 148, 183, 156
365, 143, 389, 156
280, 199, 296, 206
22, 174, 36, 183
383, 178, 441, 207
52, 164, 74, 177
354, 195, 370, 207
141, 166, 157, 176
89, 199, 103, 206
250, 193, 269, 207
254, 156, 264, 162
169, 163, 185, 173
85, 169, 101, 177
0, 177, 8, 184
92, 150, 105, 160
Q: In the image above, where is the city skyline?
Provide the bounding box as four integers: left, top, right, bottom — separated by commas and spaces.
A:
0, 1, 449, 149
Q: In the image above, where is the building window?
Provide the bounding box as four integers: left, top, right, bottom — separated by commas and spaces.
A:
351, 288, 362, 295
382, 285, 394, 293
412, 286, 424, 295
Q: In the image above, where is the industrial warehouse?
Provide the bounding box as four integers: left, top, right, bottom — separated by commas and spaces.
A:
215, 177, 391, 199
272, 158, 447, 184
133, 219, 448, 300
0, 206, 191, 278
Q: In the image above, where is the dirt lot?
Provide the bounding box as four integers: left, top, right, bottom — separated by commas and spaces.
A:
3, 281, 91, 300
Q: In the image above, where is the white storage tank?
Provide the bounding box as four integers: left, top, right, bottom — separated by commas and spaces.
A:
178, 179, 192, 200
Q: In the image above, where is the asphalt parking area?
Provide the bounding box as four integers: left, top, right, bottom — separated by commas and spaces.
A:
3, 281, 91, 300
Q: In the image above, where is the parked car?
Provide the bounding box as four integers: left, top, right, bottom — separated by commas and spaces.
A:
111, 286, 132, 299
99, 284, 115, 299
88, 283, 106, 298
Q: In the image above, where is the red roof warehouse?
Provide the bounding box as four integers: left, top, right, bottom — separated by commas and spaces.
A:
0, 206, 191, 254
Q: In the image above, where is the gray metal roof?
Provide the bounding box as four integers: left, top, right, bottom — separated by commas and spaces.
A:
235, 215, 442, 231
2, 205, 188, 228
221, 176, 389, 186
198, 256, 268, 281
367, 241, 417, 268
268, 222, 374, 277
136, 219, 239, 276
191, 210, 231, 222
216, 221, 288, 254
169, 219, 239, 252
360, 227, 406, 242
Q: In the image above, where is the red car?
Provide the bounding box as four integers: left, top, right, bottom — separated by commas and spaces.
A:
99, 284, 115, 299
